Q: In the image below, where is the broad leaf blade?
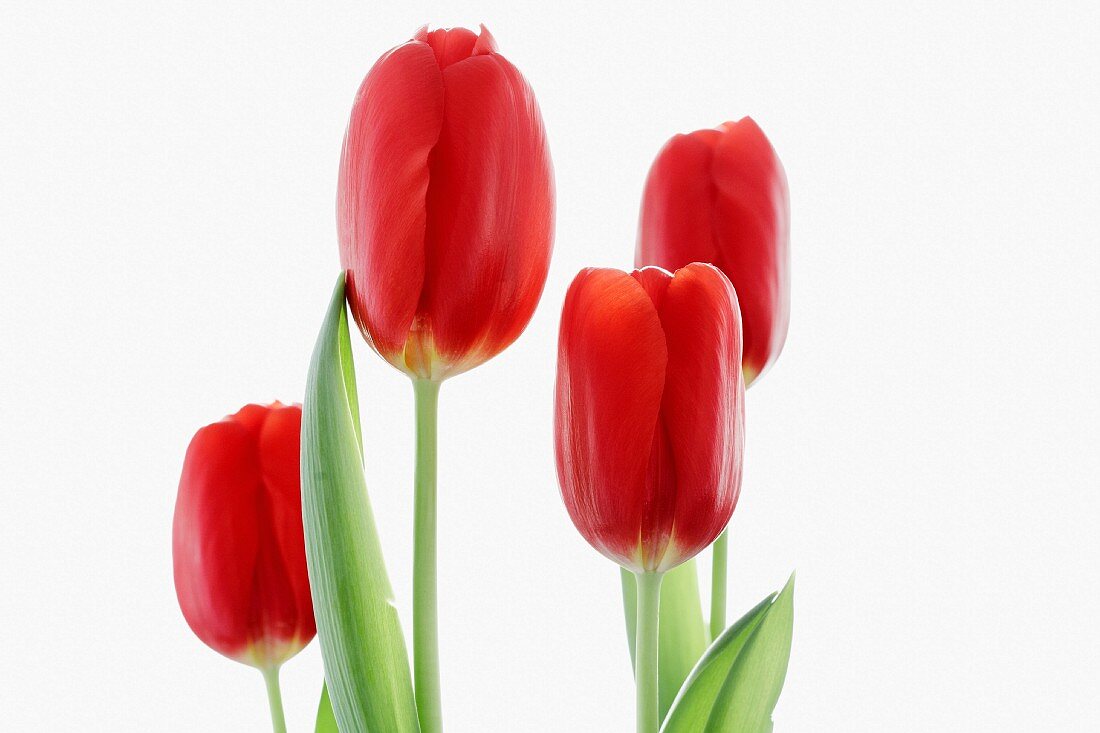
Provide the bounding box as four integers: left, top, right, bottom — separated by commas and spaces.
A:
705, 574, 795, 732
662, 573, 794, 733
301, 274, 419, 733
622, 560, 709, 719
661, 592, 776, 732
315, 683, 338, 733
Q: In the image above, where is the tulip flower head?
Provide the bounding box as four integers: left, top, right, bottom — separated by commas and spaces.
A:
173, 402, 315, 670
555, 264, 745, 573
338, 25, 554, 381
636, 117, 789, 386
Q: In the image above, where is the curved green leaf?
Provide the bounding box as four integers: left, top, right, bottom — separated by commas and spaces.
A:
662, 573, 795, 733
706, 574, 794, 731
315, 683, 338, 733
301, 274, 420, 733
660, 593, 774, 732
622, 560, 709, 720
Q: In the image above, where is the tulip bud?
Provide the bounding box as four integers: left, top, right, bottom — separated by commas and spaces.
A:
636, 118, 789, 386
173, 402, 316, 670
554, 264, 745, 573
338, 25, 554, 381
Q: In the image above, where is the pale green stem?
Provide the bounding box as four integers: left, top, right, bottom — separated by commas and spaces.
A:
634, 571, 664, 733
261, 666, 287, 733
413, 379, 443, 733
710, 529, 728, 639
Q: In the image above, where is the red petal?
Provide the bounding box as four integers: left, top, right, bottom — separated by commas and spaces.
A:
636, 130, 723, 275
228, 402, 269, 435
710, 118, 790, 383
174, 405, 315, 667
555, 269, 666, 569
630, 265, 673, 309
338, 41, 443, 363
173, 420, 261, 660
473, 24, 499, 55
655, 263, 745, 568
256, 404, 316, 648
419, 53, 554, 375
415, 26, 480, 68
630, 267, 677, 566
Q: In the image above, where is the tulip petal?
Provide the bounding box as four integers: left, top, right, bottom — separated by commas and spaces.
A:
472, 24, 499, 55
229, 402, 270, 435
174, 404, 317, 668
630, 266, 678, 566
710, 118, 791, 382
655, 263, 745, 568
636, 131, 723, 277
257, 404, 316, 645
555, 269, 666, 568
414, 26, 487, 68
631, 265, 673, 309
420, 52, 554, 375
173, 420, 260, 660
338, 41, 444, 363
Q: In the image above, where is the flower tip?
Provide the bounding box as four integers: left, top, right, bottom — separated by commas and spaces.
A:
633, 264, 673, 277
474, 23, 498, 54
412, 24, 491, 67
736, 116, 764, 134
717, 116, 747, 130
720, 117, 773, 146
631, 266, 673, 307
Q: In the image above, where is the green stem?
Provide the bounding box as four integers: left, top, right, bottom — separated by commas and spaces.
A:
710, 529, 728, 639
413, 379, 443, 733
261, 666, 287, 733
634, 571, 664, 733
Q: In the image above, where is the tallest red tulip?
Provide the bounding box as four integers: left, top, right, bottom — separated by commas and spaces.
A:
338, 25, 554, 381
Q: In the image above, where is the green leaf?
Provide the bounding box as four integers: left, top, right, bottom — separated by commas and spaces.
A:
315, 683, 338, 733
621, 560, 709, 720
707, 574, 795, 731
660, 592, 774, 732
662, 574, 795, 733
301, 274, 420, 733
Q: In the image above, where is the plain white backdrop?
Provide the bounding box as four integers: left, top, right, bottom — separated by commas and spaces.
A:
2, 1, 1098, 730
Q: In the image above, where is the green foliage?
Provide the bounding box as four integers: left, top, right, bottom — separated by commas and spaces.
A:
661, 574, 795, 733
301, 275, 420, 733
315, 684, 338, 733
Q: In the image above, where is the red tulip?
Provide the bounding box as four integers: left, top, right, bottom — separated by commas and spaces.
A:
338, 25, 554, 381
173, 402, 315, 669
636, 117, 789, 386
554, 264, 745, 573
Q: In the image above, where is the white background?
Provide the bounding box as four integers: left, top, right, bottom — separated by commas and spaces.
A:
2, 1, 1098, 730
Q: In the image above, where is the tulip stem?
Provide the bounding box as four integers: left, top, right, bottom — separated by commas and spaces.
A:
413, 378, 443, 733
261, 666, 287, 733
710, 529, 728, 639
634, 570, 664, 733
